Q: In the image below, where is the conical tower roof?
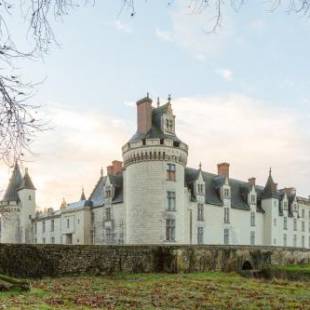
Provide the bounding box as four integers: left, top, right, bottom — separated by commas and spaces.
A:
19, 168, 36, 190
262, 169, 279, 199
2, 163, 23, 202
80, 188, 86, 201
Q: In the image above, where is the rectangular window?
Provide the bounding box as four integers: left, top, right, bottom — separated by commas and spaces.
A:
105, 189, 112, 198
293, 234, 297, 247
197, 184, 204, 195
167, 164, 176, 181
283, 234, 287, 247
250, 231, 255, 245
284, 217, 288, 230
294, 219, 297, 231
34, 223, 37, 234
42, 221, 46, 233
167, 191, 176, 211
302, 209, 305, 218
302, 221, 305, 232
224, 228, 229, 245
273, 218, 277, 227
283, 201, 288, 211
106, 208, 111, 220
197, 204, 204, 221
224, 208, 230, 224
51, 219, 54, 232
42, 238, 46, 244
250, 212, 255, 227
250, 194, 256, 204
302, 236, 305, 248
197, 227, 204, 244
106, 228, 113, 242
224, 189, 230, 199
166, 219, 175, 241
51, 237, 55, 244
67, 218, 70, 229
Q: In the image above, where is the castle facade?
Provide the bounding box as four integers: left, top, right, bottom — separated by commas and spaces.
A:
1, 95, 310, 248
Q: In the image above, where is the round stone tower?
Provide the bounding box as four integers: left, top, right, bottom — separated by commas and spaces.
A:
122, 95, 188, 244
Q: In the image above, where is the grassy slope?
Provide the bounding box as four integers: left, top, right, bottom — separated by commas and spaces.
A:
0, 272, 309, 309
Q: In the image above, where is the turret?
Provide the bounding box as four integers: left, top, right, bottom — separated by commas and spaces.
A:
262, 169, 280, 246
0, 164, 36, 243
122, 94, 188, 244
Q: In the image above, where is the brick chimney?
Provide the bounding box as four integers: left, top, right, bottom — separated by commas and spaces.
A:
137, 95, 152, 134
217, 162, 230, 178
107, 160, 123, 176
248, 177, 256, 187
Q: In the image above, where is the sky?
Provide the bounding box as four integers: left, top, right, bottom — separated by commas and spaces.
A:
0, 0, 310, 209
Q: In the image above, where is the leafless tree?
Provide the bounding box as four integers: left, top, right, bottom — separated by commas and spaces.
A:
1, 0, 310, 167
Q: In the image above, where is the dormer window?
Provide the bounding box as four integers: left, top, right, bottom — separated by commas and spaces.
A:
166, 119, 174, 133
293, 203, 298, 213
197, 184, 204, 195
105, 186, 112, 199
250, 194, 256, 204
223, 189, 230, 199
283, 201, 288, 211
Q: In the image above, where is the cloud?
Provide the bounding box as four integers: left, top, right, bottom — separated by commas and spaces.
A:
1, 95, 309, 208
112, 20, 132, 33
216, 68, 233, 81
155, 28, 173, 42
164, 1, 235, 60
172, 95, 310, 196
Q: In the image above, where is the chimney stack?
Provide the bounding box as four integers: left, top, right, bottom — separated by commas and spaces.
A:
248, 177, 256, 187
107, 160, 123, 176
136, 94, 152, 134
217, 162, 230, 178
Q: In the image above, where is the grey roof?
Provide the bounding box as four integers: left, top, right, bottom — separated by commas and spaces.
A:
262, 171, 279, 199
88, 174, 124, 207
1, 163, 22, 202
19, 170, 36, 190
128, 103, 183, 144
185, 168, 265, 213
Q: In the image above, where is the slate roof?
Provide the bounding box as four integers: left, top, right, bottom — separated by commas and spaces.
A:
262, 170, 279, 199
19, 170, 36, 190
128, 103, 183, 144
185, 168, 265, 212
88, 174, 123, 207
1, 163, 23, 202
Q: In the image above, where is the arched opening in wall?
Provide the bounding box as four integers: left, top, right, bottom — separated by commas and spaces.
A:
242, 261, 253, 271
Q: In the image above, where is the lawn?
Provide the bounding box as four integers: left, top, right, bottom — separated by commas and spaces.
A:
0, 272, 309, 309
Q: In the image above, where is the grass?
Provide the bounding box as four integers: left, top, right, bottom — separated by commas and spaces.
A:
0, 272, 309, 309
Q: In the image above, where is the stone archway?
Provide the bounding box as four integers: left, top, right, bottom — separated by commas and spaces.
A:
242, 260, 253, 271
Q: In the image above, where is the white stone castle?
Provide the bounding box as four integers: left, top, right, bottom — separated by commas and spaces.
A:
1, 95, 310, 248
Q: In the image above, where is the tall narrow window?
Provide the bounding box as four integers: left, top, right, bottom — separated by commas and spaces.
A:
224, 208, 230, 224
106, 208, 111, 221
197, 184, 204, 195
250, 231, 255, 245
166, 219, 175, 241
283, 201, 288, 211
302, 236, 305, 248
284, 217, 288, 230
250, 212, 255, 227
106, 228, 113, 242
197, 204, 204, 221
197, 227, 204, 244
51, 219, 54, 232
302, 221, 305, 232
224, 228, 229, 245
167, 191, 176, 211
67, 218, 70, 229
250, 194, 256, 204
283, 234, 287, 247
42, 221, 46, 233
167, 164, 176, 181
302, 209, 305, 218
224, 189, 230, 199
294, 218, 297, 231
293, 234, 297, 247
51, 237, 55, 244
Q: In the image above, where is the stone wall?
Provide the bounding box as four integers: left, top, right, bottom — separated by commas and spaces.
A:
0, 244, 309, 278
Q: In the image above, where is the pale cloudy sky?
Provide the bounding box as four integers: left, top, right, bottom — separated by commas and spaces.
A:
0, 1, 310, 208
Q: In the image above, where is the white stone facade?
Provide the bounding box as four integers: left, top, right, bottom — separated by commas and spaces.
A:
1, 95, 310, 248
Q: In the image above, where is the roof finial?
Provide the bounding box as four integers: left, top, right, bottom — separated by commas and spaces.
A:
199, 162, 202, 170
269, 167, 272, 177
168, 94, 171, 104
147, 92, 149, 99
100, 167, 104, 177
157, 97, 160, 108
81, 187, 86, 201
